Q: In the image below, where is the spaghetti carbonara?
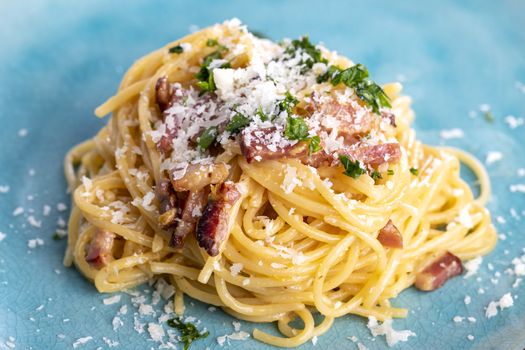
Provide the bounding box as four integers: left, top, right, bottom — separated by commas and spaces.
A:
63, 19, 497, 347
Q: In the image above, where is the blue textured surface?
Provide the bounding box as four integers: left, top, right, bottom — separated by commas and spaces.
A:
1, 1, 524, 349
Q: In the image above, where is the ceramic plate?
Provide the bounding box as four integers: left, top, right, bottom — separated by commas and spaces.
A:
1, 1, 524, 349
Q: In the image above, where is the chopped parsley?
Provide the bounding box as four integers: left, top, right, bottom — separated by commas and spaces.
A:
195, 48, 230, 93
256, 106, 269, 121
52, 232, 64, 241
206, 38, 219, 47
484, 111, 495, 122
280, 91, 322, 153
387, 169, 395, 176
316, 65, 341, 83
197, 126, 218, 150
285, 36, 327, 72
284, 116, 309, 140
371, 170, 382, 180
284, 116, 322, 154
339, 155, 366, 179
167, 317, 209, 350
278, 91, 299, 115
308, 135, 322, 154
168, 45, 184, 54
410, 167, 419, 176
331, 64, 369, 86
317, 63, 391, 114
226, 113, 251, 134
354, 80, 391, 115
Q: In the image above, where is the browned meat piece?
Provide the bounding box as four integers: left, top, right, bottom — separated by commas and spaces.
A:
155, 76, 174, 112
157, 125, 178, 155
342, 143, 401, 169
302, 142, 401, 170
415, 252, 464, 291
306, 96, 379, 144
170, 189, 208, 248
196, 182, 241, 256
85, 229, 116, 269
381, 111, 396, 127
377, 220, 403, 248
156, 180, 180, 229
171, 163, 229, 192
240, 127, 309, 163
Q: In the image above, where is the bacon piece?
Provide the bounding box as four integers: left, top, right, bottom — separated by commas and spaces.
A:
85, 229, 116, 269
156, 180, 179, 229
240, 127, 309, 163
157, 126, 178, 155
307, 95, 379, 143
303, 142, 401, 170
381, 111, 396, 127
196, 182, 241, 256
155, 76, 174, 112
377, 220, 403, 248
170, 189, 208, 248
343, 143, 401, 169
171, 163, 229, 192
415, 252, 464, 291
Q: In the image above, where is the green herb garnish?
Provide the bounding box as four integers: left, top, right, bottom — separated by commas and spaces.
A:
167, 317, 209, 350
308, 135, 322, 154
52, 232, 64, 241
285, 36, 327, 72
339, 155, 366, 179
195, 48, 230, 93
226, 113, 251, 134
317, 63, 391, 114
409, 167, 419, 176
196, 72, 216, 92
206, 38, 219, 47
387, 169, 395, 176
331, 64, 369, 86
168, 45, 184, 54
316, 65, 341, 84
484, 111, 495, 122
284, 116, 309, 140
371, 171, 382, 180
354, 81, 391, 115
197, 126, 218, 150
256, 106, 269, 121
278, 91, 299, 115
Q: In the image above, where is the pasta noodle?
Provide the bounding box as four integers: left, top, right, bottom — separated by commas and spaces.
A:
63, 19, 496, 347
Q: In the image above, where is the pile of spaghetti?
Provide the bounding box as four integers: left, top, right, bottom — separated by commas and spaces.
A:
64, 19, 496, 347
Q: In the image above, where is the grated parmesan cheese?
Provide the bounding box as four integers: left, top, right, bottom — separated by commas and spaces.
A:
27, 238, 44, 249
12, 207, 24, 216
367, 317, 415, 347
504, 115, 524, 129
73, 336, 93, 348
485, 293, 514, 318
509, 184, 525, 193
103, 295, 121, 305
230, 263, 243, 276
485, 151, 503, 165
463, 256, 483, 278
148, 322, 165, 342
439, 128, 464, 139
281, 165, 302, 194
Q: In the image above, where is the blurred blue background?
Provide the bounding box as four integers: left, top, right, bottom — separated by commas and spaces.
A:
0, 1, 524, 349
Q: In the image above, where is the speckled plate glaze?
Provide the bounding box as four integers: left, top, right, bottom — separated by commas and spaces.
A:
1, 1, 524, 349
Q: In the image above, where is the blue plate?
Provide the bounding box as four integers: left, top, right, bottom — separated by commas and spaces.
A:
1, 1, 524, 349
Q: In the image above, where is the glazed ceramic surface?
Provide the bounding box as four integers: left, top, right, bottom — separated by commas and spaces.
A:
1, 1, 524, 349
